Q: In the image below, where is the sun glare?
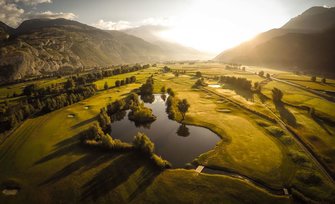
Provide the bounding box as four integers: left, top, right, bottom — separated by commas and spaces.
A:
157, 0, 288, 53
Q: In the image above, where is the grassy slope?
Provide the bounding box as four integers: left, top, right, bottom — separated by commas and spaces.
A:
157, 64, 335, 201
0, 67, 289, 203
262, 81, 335, 119
134, 170, 289, 204
153, 72, 291, 187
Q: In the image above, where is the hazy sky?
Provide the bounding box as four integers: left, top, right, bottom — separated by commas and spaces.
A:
1, 0, 335, 53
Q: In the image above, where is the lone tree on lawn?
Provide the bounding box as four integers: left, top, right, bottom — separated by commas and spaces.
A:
104, 82, 109, 90
311, 76, 316, 82
272, 88, 283, 103
178, 99, 190, 121
196, 71, 202, 78
321, 78, 327, 83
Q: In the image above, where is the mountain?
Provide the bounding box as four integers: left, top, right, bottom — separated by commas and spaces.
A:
282, 7, 335, 32
0, 19, 167, 81
0, 21, 14, 41
214, 7, 335, 73
122, 25, 213, 60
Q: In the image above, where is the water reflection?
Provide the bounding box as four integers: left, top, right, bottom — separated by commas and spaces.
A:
177, 124, 190, 137
110, 95, 221, 168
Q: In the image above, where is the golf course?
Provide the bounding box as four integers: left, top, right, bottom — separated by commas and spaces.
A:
1, 63, 335, 203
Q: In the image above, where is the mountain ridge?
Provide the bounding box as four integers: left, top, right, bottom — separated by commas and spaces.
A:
214, 6, 335, 74
0, 18, 186, 81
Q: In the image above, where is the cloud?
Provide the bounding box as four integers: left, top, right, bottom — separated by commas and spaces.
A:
92, 17, 176, 31
92, 19, 133, 30
25, 11, 77, 20
0, 0, 24, 27
141, 17, 175, 27
14, 0, 52, 5
0, 0, 77, 27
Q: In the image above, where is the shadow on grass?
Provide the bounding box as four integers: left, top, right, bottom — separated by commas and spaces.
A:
39, 152, 118, 186
80, 152, 145, 201
311, 116, 332, 135
127, 167, 160, 202
34, 134, 84, 165
275, 102, 298, 127
36, 133, 122, 186
71, 116, 98, 129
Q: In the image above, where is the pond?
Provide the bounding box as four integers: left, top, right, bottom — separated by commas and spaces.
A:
110, 94, 221, 168
208, 84, 221, 88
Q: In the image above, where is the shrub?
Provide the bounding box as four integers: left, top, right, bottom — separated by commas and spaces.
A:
296, 170, 323, 186
265, 126, 284, 137
288, 150, 309, 165
128, 103, 156, 123
80, 123, 132, 151
166, 88, 175, 97
133, 132, 154, 155
161, 86, 166, 93
151, 154, 172, 170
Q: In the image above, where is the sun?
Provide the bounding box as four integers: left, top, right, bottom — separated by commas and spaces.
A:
156, 0, 288, 53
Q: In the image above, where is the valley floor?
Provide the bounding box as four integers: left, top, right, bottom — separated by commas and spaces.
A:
0, 64, 335, 203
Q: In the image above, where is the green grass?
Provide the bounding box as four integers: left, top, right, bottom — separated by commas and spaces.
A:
1, 64, 335, 202
262, 81, 335, 119
133, 169, 289, 203
0, 77, 66, 99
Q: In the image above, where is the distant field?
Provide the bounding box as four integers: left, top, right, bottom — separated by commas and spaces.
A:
0, 77, 66, 99
262, 81, 335, 119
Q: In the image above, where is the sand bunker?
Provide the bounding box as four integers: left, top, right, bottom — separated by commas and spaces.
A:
208, 84, 221, 88
2, 189, 19, 196
67, 114, 75, 118
217, 109, 231, 113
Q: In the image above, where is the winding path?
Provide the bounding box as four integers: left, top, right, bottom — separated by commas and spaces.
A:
201, 84, 335, 185
195, 166, 289, 196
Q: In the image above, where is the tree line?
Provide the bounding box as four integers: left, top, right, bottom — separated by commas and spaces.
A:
219, 76, 252, 91
0, 64, 150, 134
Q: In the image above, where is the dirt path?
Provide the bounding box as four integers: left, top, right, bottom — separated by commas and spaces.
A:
198, 166, 289, 196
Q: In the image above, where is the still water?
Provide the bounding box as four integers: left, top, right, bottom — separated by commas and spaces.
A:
110, 95, 221, 168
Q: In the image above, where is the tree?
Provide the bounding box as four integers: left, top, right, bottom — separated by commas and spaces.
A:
161, 86, 166, 93
196, 71, 202, 78
266, 73, 271, 79
65, 79, 75, 90
104, 81, 109, 90
115, 80, 121, 87
139, 77, 154, 95
272, 88, 283, 103
258, 71, 264, 77
178, 99, 190, 121
167, 88, 175, 97
23, 84, 37, 96
311, 76, 316, 82
133, 132, 154, 155
321, 78, 326, 83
